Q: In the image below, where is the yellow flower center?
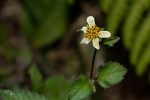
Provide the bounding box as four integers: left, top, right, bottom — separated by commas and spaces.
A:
84, 25, 100, 40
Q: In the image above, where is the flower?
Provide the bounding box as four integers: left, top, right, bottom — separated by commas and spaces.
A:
80, 16, 111, 49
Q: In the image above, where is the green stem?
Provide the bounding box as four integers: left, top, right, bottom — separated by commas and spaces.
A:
90, 49, 97, 79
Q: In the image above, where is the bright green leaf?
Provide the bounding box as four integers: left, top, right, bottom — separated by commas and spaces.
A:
0, 89, 48, 100
98, 62, 127, 89
28, 64, 43, 92
103, 37, 120, 47
68, 75, 95, 100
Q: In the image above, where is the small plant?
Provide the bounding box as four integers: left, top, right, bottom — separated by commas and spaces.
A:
68, 16, 127, 100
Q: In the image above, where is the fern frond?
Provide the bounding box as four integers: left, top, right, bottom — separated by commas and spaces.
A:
122, 0, 149, 49
136, 43, 150, 76
99, 0, 118, 13
0, 89, 48, 100
130, 13, 150, 65
106, 0, 128, 36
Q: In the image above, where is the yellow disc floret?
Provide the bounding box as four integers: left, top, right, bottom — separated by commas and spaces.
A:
84, 25, 100, 40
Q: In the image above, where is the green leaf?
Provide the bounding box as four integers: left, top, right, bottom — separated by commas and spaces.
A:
32, 11, 67, 48
0, 89, 48, 100
103, 37, 120, 47
28, 64, 43, 92
20, 0, 68, 48
98, 62, 127, 89
43, 76, 70, 100
68, 75, 95, 100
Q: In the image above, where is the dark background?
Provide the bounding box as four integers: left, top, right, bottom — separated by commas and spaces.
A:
0, 0, 150, 100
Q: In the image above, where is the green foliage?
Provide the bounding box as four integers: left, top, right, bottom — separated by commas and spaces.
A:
99, 0, 150, 76
136, 44, 150, 76
28, 64, 70, 100
20, 0, 68, 48
28, 64, 43, 92
99, 0, 118, 13
0, 89, 48, 100
130, 13, 150, 65
123, 0, 149, 49
68, 62, 127, 100
43, 76, 70, 100
106, 0, 128, 36
98, 62, 127, 88
103, 37, 120, 47
68, 75, 95, 100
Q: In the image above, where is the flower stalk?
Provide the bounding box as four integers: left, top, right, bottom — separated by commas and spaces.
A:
79, 16, 111, 80
90, 49, 97, 79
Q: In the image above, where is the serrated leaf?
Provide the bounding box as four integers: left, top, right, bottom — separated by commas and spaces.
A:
28, 64, 43, 92
103, 37, 120, 47
98, 62, 127, 89
68, 75, 95, 100
43, 76, 70, 100
0, 89, 48, 100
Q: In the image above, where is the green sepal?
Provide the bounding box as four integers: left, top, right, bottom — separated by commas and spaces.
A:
103, 37, 120, 47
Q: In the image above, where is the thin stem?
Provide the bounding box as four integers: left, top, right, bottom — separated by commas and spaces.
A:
90, 49, 97, 79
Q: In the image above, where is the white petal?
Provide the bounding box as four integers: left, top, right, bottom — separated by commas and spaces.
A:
86, 16, 95, 28
92, 38, 100, 49
99, 31, 111, 38
80, 37, 91, 44
80, 26, 87, 33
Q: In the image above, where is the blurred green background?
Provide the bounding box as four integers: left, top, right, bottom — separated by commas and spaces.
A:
0, 0, 150, 100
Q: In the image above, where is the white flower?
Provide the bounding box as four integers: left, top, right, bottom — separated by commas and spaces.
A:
80, 16, 111, 50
